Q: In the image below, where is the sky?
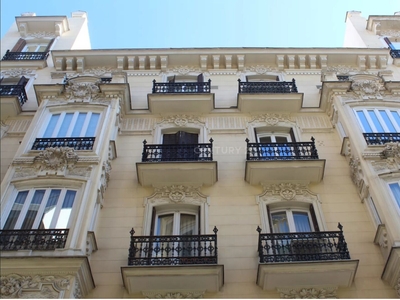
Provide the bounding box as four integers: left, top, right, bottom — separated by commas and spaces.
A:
1, 0, 399, 49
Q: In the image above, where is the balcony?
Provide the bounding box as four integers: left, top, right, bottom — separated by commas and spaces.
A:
244, 137, 326, 184
256, 224, 359, 290
121, 227, 224, 295
2, 50, 50, 61
237, 79, 304, 112
31, 137, 96, 151
0, 229, 69, 251
1, 50, 50, 69
136, 139, 218, 187
390, 49, 400, 59
0, 85, 27, 118
147, 80, 214, 113
363, 133, 400, 145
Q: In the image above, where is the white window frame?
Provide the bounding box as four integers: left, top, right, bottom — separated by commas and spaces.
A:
154, 205, 199, 236
1, 188, 77, 230
354, 108, 400, 133
387, 180, 400, 213
22, 42, 48, 53
257, 132, 292, 143
269, 207, 314, 233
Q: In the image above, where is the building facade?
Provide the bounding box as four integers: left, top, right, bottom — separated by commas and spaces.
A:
0, 10, 400, 299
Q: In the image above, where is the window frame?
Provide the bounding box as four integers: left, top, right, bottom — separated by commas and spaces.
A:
1, 187, 78, 230
154, 205, 199, 236
387, 180, 400, 214
353, 107, 400, 133
269, 207, 315, 233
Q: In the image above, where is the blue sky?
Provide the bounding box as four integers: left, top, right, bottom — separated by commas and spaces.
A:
1, 0, 399, 49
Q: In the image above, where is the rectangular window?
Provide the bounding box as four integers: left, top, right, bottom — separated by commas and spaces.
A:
389, 182, 400, 209
2, 189, 77, 230
355, 108, 400, 133
43, 112, 100, 138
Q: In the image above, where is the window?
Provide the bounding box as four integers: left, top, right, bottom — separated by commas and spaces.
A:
2, 188, 76, 230
355, 108, 400, 133
153, 206, 199, 236
268, 205, 319, 233
11, 38, 54, 53
42, 112, 100, 138
246, 74, 279, 82
255, 127, 296, 158
161, 130, 199, 161
388, 182, 400, 210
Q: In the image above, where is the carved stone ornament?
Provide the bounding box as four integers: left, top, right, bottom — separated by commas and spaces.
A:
380, 30, 400, 38
149, 185, 207, 205
64, 80, 101, 102
245, 65, 278, 74
169, 66, 198, 75
278, 286, 338, 299
1, 68, 34, 78
260, 182, 316, 202
382, 142, 400, 159
142, 290, 205, 299
35, 147, 78, 172
250, 113, 295, 126
350, 75, 384, 99
326, 65, 359, 74
27, 32, 55, 38
0, 274, 72, 299
161, 115, 204, 127
82, 67, 115, 76
396, 276, 400, 298
99, 160, 112, 196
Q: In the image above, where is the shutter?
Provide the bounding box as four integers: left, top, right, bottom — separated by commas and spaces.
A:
17, 76, 28, 87
150, 207, 156, 236
198, 206, 201, 235
163, 132, 178, 144
289, 128, 296, 142
168, 75, 176, 83
266, 205, 273, 233
11, 38, 26, 52
197, 73, 204, 82
44, 38, 55, 52
384, 37, 395, 49
275, 76, 279, 81
179, 131, 198, 144
309, 204, 320, 232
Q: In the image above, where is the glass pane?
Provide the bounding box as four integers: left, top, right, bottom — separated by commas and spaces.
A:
85, 113, 100, 137
389, 183, 400, 209
25, 45, 37, 52
57, 113, 73, 137
180, 214, 196, 235
3, 191, 29, 230
275, 136, 289, 143
71, 113, 87, 137
38, 190, 61, 229
391, 111, 400, 131
37, 45, 47, 52
157, 214, 174, 236
379, 110, 395, 132
356, 111, 372, 132
55, 190, 76, 228
368, 110, 384, 132
43, 114, 60, 137
271, 212, 290, 233
293, 212, 312, 232
259, 136, 272, 143
21, 190, 45, 229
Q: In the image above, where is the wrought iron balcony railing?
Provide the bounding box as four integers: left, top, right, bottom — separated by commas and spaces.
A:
390, 49, 400, 59
1, 50, 50, 61
246, 137, 319, 160
363, 133, 400, 145
128, 227, 218, 266
31, 137, 96, 151
0, 229, 69, 251
238, 79, 298, 93
257, 223, 350, 263
141, 139, 213, 162
152, 79, 211, 93
0, 85, 28, 106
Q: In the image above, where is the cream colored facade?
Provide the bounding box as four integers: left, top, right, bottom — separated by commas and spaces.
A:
1, 11, 400, 299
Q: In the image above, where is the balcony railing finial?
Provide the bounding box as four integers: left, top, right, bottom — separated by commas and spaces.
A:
143, 139, 147, 145
338, 223, 343, 231
209, 138, 214, 144
245, 138, 249, 144
256, 226, 262, 234
213, 226, 218, 234
130, 228, 135, 236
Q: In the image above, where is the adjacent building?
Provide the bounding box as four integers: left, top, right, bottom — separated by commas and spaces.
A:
1, 10, 400, 298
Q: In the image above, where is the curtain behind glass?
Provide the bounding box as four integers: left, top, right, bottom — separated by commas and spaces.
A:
38, 190, 61, 229
21, 190, 45, 230
3, 191, 29, 230
157, 214, 174, 235
180, 214, 196, 235
271, 212, 290, 233
293, 212, 312, 232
